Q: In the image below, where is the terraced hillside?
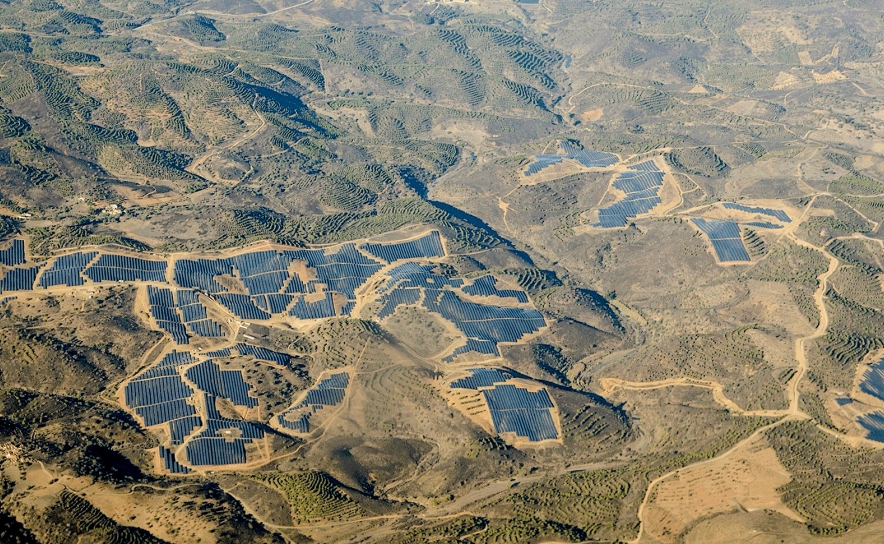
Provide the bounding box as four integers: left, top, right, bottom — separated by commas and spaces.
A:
3, 0, 884, 541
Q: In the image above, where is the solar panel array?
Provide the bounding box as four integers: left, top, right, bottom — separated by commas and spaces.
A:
559, 141, 619, 168
463, 276, 528, 303
594, 162, 664, 228
233, 343, 290, 366
0, 239, 25, 267
524, 143, 619, 176
159, 446, 190, 474
0, 296, 16, 306
450, 368, 513, 389
232, 251, 294, 295
174, 258, 236, 293
277, 372, 350, 433
857, 411, 884, 443
524, 154, 564, 176
375, 263, 544, 361
286, 244, 383, 312
482, 384, 558, 441
860, 358, 884, 402
723, 203, 791, 223
214, 293, 271, 320
173, 289, 225, 338
39, 251, 96, 287
0, 265, 41, 292
361, 231, 445, 263
83, 254, 167, 283
691, 218, 751, 262
185, 394, 264, 465
745, 221, 783, 230
147, 286, 188, 344
289, 292, 337, 319
124, 351, 197, 427
185, 359, 258, 408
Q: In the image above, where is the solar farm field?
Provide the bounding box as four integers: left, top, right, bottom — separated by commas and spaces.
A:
691, 218, 751, 263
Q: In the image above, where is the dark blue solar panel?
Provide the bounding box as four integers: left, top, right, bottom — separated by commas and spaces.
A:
83, 255, 167, 283
159, 446, 190, 474
463, 276, 528, 303
39, 251, 97, 288
289, 292, 337, 319
836, 397, 852, 406
560, 141, 619, 168
169, 416, 202, 445
858, 411, 884, 443
692, 218, 742, 239
276, 372, 349, 433
206, 348, 232, 358
377, 288, 422, 319
185, 360, 257, 408
187, 319, 224, 337
723, 203, 791, 223
593, 163, 664, 228
691, 219, 751, 262
524, 155, 564, 176
252, 293, 293, 314
860, 358, 884, 402
0, 239, 25, 267
179, 303, 207, 322
176, 289, 199, 306
361, 231, 445, 263
173, 258, 234, 293
185, 437, 247, 465
213, 293, 271, 320
234, 344, 290, 365
0, 296, 16, 305
0, 265, 41, 292
745, 222, 783, 229
136, 399, 197, 427
450, 368, 513, 389
482, 384, 558, 441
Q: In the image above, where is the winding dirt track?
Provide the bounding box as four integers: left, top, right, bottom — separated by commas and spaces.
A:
627, 234, 839, 543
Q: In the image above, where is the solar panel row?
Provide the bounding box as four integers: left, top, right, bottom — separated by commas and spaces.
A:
214, 293, 271, 320
289, 292, 337, 319
185, 394, 265, 465
0, 239, 25, 267
233, 343, 290, 366
186, 437, 247, 465
745, 221, 783, 229
443, 338, 500, 362
593, 163, 665, 228
252, 293, 293, 314
377, 288, 422, 319
0, 265, 41, 292
482, 384, 558, 441
860, 359, 884, 402
124, 351, 197, 427
691, 219, 751, 262
174, 258, 234, 293
559, 141, 619, 168
462, 275, 528, 303
83, 254, 167, 283
723, 202, 791, 223
159, 446, 191, 474
169, 416, 202, 445
450, 368, 514, 389
857, 411, 884, 443
147, 286, 189, 345
524, 155, 564, 176
185, 360, 257, 408
39, 251, 98, 288
277, 372, 350, 433
361, 231, 445, 263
